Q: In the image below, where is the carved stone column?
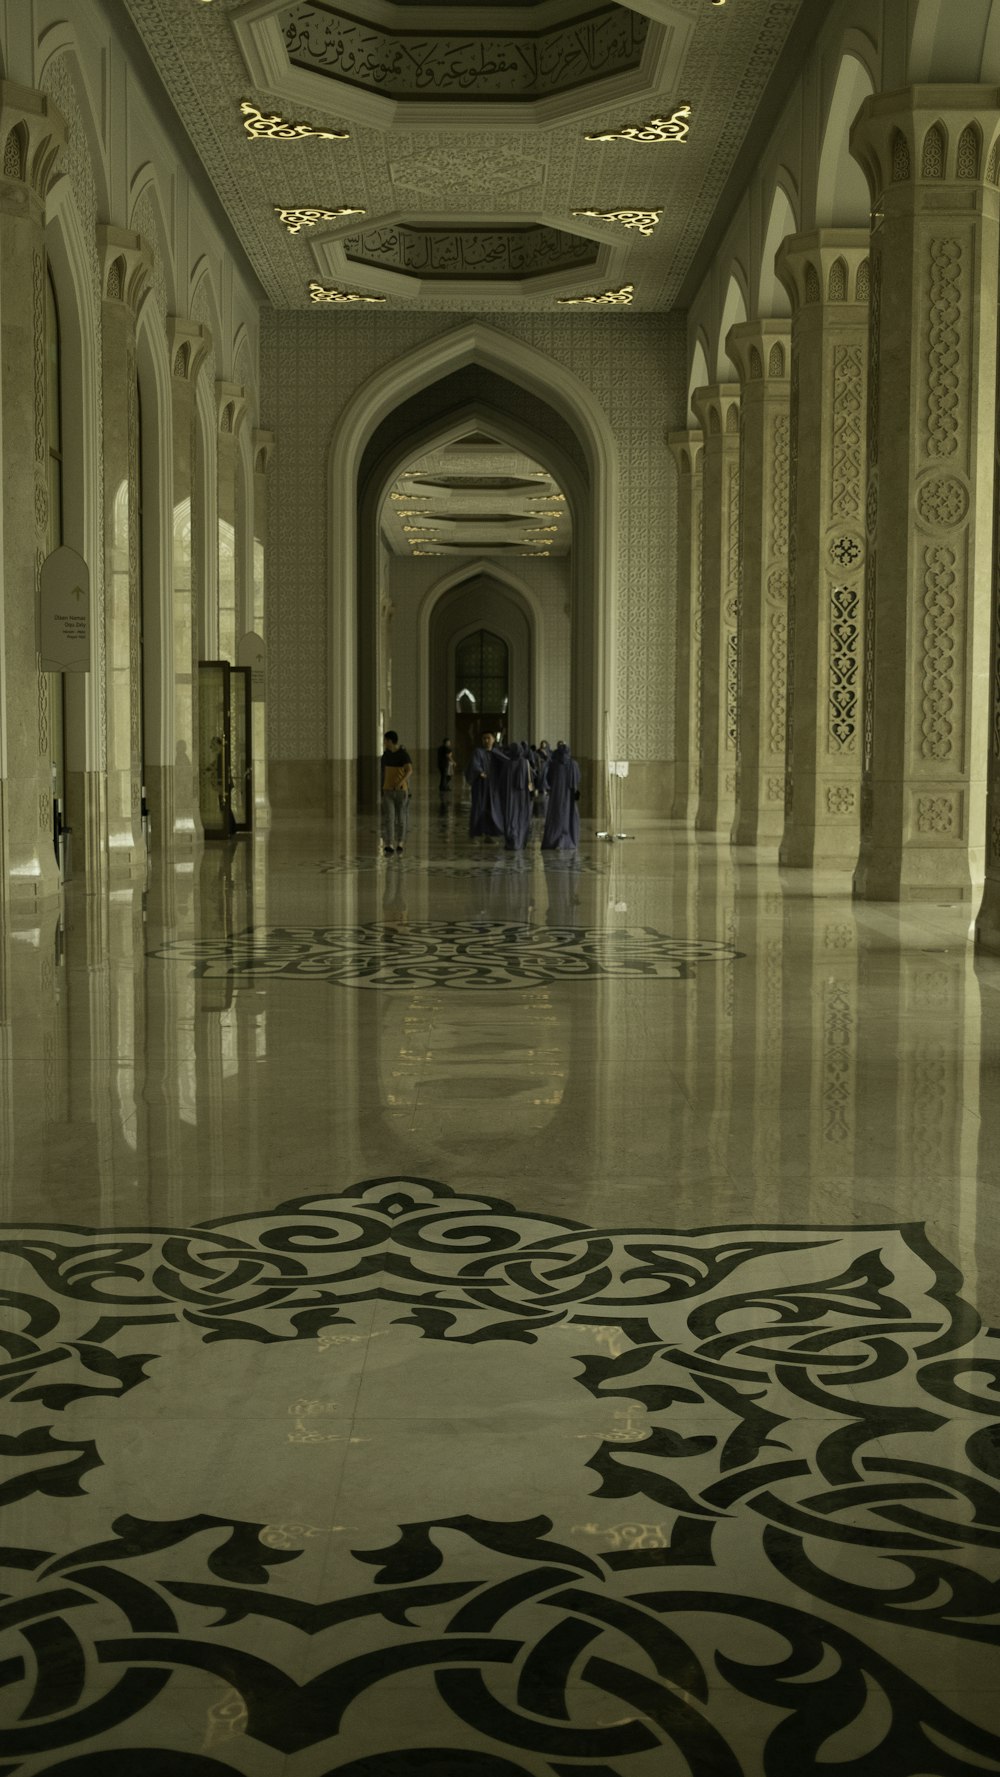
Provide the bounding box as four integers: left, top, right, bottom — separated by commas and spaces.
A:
667, 430, 704, 822
727, 323, 791, 845
0, 84, 65, 903
692, 386, 741, 832
99, 226, 152, 878
776, 233, 870, 870
850, 88, 1000, 901
167, 316, 211, 848
216, 382, 248, 663
251, 428, 274, 827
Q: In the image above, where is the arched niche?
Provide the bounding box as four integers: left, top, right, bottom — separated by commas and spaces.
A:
717, 274, 748, 379
330, 323, 615, 816
419, 562, 545, 771
909, 0, 999, 80
688, 336, 710, 423
816, 53, 876, 226
758, 181, 798, 316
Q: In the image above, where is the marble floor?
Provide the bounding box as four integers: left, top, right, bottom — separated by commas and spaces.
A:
1, 803, 999, 1775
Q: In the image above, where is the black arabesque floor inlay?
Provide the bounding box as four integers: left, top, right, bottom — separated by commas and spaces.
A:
1, 1176, 998, 1772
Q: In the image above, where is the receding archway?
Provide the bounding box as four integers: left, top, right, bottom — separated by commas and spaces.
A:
816, 53, 876, 226
329, 323, 617, 817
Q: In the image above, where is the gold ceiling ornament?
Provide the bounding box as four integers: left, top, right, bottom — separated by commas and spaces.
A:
411, 550, 444, 556
390, 491, 431, 500
241, 102, 349, 142
402, 523, 444, 532
556, 284, 634, 306
308, 281, 386, 304
526, 525, 559, 533
583, 107, 691, 145
524, 550, 552, 556
572, 208, 662, 237
276, 206, 365, 235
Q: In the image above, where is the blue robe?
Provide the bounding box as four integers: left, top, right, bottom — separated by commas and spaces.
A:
465, 745, 504, 837
504, 744, 534, 851
541, 744, 580, 850
533, 746, 550, 819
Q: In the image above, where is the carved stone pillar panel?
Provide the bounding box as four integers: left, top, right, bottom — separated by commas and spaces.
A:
692, 385, 741, 832
776, 230, 871, 870
727, 321, 791, 846
99, 226, 153, 877
850, 87, 1000, 902
668, 429, 704, 822
250, 427, 274, 827
216, 381, 249, 663
166, 317, 211, 851
0, 83, 65, 903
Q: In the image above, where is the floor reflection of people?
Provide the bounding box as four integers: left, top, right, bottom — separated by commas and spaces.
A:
543, 852, 582, 925
381, 861, 409, 926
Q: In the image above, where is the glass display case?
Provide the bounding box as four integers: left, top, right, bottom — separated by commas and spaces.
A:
198, 661, 252, 838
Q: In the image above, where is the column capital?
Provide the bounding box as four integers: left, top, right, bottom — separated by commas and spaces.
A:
167, 315, 211, 384
850, 84, 1000, 205
216, 380, 248, 438
726, 320, 791, 386
691, 383, 740, 437
776, 229, 871, 313
98, 226, 153, 318
667, 429, 703, 474
0, 82, 65, 213
253, 428, 276, 473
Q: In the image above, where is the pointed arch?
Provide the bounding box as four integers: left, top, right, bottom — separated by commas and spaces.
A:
817, 52, 875, 226
758, 179, 798, 317
909, 0, 996, 80
129, 165, 177, 317
688, 335, 710, 425
329, 322, 617, 811
717, 273, 748, 379
416, 558, 547, 755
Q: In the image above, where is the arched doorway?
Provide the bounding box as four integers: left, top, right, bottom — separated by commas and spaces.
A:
329, 323, 617, 815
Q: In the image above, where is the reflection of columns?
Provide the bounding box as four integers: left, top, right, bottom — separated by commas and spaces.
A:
99, 225, 152, 878
776, 233, 870, 869
251, 428, 274, 827
0, 85, 65, 903
667, 431, 704, 822
850, 89, 1000, 902
693, 385, 740, 832
727, 324, 791, 845
216, 382, 248, 664
167, 316, 210, 849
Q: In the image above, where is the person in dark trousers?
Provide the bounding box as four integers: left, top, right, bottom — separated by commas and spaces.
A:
541, 741, 581, 850
380, 731, 412, 855
437, 738, 455, 793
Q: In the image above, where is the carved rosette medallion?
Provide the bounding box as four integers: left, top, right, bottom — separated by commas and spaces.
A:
916, 474, 969, 528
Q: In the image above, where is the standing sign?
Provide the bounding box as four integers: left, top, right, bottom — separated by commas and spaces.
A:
39, 546, 90, 672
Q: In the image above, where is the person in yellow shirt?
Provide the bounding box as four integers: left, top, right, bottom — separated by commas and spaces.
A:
380, 730, 413, 855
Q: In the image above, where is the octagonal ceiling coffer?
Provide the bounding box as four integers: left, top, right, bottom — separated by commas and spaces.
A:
280, 2, 649, 101
340, 221, 600, 281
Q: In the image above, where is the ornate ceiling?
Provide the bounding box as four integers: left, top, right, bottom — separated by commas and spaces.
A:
382, 437, 571, 558
124, 0, 806, 312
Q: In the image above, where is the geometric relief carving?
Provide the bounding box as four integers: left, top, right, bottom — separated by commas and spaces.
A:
957, 123, 980, 180
829, 534, 862, 568
826, 784, 856, 814
922, 123, 946, 180
768, 607, 787, 755
829, 584, 860, 750
831, 344, 864, 522
917, 475, 969, 527
921, 545, 958, 760
771, 414, 789, 555
726, 630, 739, 749
915, 793, 956, 835
926, 240, 963, 458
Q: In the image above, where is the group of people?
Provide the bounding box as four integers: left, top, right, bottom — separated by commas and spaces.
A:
464, 732, 581, 852
380, 728, 582, 855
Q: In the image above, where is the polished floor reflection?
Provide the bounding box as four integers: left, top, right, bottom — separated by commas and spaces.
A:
1, 809, 999, 1774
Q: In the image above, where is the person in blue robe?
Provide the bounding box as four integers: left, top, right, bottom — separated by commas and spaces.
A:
541, 741, 581, 850
504, 742, 535, 851
533, 741, 551, 823
464, 731, 504, 838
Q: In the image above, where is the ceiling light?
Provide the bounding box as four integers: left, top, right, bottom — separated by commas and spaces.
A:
583, 108, 691, 145
556, 285, 634, 306
308, 281, 385, 304
572, 208, 662, 237
241, 101, 349, 142
275, 206, 365, 236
